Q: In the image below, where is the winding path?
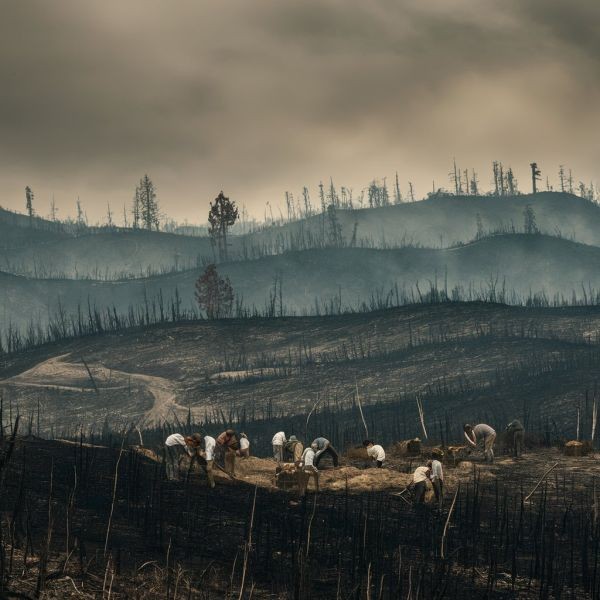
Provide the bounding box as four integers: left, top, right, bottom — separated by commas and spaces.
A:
0, 353, 189, 427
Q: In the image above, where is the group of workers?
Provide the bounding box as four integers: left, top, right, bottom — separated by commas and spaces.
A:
271, 431, 340, 468
408, 419, 525, 509
271, 432, 342, 492
411, 457, 444, 509
164, 429, 250, 486
163, 418, 525, 502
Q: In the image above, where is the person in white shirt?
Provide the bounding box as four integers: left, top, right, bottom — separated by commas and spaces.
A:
362, 440, 385, 468
188, 434, 216, 488
464, 423, 496, 462
237, 433, 250, 458
272, 431, 286, 463
411, 465, 431, 505
299, 446, 319, 493
427, 459, 444, 510
164, 433, 198, 481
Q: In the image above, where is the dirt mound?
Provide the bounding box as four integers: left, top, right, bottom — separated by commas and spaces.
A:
346, 446, 369, 460
230, 456, 278, 488
390, 438, 422, 457
563, 440, 592, 457
184, 455, 417, 494
124, 444, 487, 497
321, 466, 412, 492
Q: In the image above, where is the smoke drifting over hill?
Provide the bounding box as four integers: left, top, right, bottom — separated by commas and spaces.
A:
1, 0, 599, 221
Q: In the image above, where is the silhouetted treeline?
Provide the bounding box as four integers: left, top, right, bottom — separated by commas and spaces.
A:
5, 277, 600, 358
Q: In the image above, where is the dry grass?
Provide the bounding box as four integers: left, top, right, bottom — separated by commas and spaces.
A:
345, 445, 369, 460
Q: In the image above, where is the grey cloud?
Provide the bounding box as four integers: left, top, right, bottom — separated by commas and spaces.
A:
0, 0, 598, 222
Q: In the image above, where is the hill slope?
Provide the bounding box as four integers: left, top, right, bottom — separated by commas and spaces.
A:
2, 233, 600, 332
2, 192, 600, 277
2, 302, 600, 439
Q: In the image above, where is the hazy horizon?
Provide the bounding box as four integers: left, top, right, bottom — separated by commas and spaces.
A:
1, 0, 599, 223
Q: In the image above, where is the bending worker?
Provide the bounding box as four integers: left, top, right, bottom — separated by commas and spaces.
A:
272, 431, 286, 463
464, 423, 496, 463
237, 432, 250, 458
311, 437, 339, 468
284, 435, 304, 462
363, 440, 385, 468
216, 428, 239, 476
164, 432, 200, 481
411, 464, 431, 505
194, 433, 216, 488
299, 443, 319, 493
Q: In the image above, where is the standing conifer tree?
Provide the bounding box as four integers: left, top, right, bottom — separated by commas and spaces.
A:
137, 175, 159, 230
208, 191, 238, 261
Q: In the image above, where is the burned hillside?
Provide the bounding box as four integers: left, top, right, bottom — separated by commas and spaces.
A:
1, 434, 600, 598
2, 302, 600, 443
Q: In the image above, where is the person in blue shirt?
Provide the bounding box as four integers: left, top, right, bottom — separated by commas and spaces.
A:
311, 437, 339, 468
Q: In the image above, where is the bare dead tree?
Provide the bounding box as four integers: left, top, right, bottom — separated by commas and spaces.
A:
530, 162, 542, 194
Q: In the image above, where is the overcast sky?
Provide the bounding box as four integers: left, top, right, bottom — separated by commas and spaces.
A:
1, 0, 598, 223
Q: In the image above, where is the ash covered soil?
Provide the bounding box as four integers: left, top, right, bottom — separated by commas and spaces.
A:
3, 302, 600, 433
1, 437, 597, 599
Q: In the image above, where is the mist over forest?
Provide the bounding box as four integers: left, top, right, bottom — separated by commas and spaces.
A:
2, 162, 600, 341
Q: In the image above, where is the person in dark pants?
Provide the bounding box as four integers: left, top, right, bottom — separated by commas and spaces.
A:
411, 465, 431, 505
311, 437, 339, 468
363, 440, 385, 468
164, 433, 199, 481
506, 419, 525, 458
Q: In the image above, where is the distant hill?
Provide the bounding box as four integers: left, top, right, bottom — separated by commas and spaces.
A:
3, 233, 600, 333
0, 207, 69, 249
243, 191, 600, 251
2, 192, 600, 278
0, 206, 212, 277
0, 229, 213, 278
